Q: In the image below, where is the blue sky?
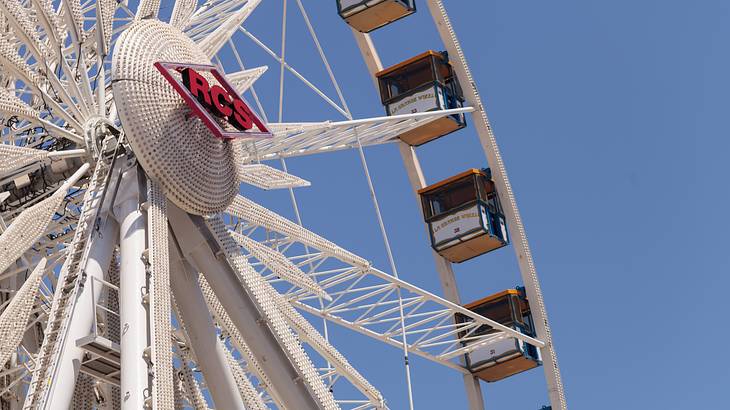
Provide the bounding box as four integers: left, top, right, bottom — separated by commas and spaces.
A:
202, 0, 730, 408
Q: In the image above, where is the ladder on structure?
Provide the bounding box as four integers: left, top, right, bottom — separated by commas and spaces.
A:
23, 145, 118, 410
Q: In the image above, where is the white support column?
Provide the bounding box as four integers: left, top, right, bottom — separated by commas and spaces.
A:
113, 166, 150, 410
43, 216, 119, 409
353, 31, 487, 410
423, 1, 566, 408
1, 268, 20, 410
168, 237, 246, 410
166, 204, 321, 410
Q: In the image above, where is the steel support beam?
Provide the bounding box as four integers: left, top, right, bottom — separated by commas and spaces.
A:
113, 166, 150, 410
167, 204, 321, 410
1, 266, 21, 410
168, 236, 246, 410
0, 215, 40, 410
43, 215, 119, 409
352, 30, 486, 410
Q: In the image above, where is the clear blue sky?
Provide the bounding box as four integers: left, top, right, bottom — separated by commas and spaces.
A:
191, 0, 730, 408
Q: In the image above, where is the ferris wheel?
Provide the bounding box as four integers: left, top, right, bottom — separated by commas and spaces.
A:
0, 0, 567, 409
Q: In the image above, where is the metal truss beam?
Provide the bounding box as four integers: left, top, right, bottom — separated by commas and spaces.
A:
167, 203, 324, 410
225, 196, 545, 374
146, 179, 175, 409
168, 237, 245, 410
250, 108, 473, 160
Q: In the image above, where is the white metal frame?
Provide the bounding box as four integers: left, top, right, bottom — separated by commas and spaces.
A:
0, 1, 565, 409
225, 195, 545, 364
114, 166, 150, 410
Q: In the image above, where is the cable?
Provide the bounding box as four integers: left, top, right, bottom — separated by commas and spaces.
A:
293, 0, 351, 117
292, 2, 415, 408
278, 0, 287, 124
275, 0, 337, 391
229, 1, 417, 405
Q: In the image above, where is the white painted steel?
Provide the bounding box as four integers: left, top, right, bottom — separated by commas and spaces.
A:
227, 66, 268, 94
225, 195, 544, 364
220, 341, 268, 410
167, 203, 324, 410
198, 0, 262, 57
179, 360, 209, 409
0, 145, 50, 178
71, 374, 96, 409
46, 149, 89, 159
199, 274, 283, 408
0, 258, 46, 367
237, 163, 311, 190
186, 0, 253, 41
112, 20, 240, 215
348, 125, 417, 409
0, 84, 83, 144
170, 0, 197, 29
24, 153, 112, 410
205, 216, 339, 410
251, 108, 473, 160
44, 218, 118, 409
114, 167, 150, 410
0, 164, 90, 275
146, 180, 175, 409
168, 238, 246, 410
308, 24, 421, 399
270, 286, 385, 408
0, 1, 564, 408
95, 0, 118, 56
230, 230, 328, 300
136, 0, 160, 19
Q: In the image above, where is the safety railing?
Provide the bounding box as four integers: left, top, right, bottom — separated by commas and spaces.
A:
89, 275, 120, 344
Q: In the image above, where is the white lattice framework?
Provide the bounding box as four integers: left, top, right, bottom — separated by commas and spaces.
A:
0, 0, 563, 409
225, 196, 544, 369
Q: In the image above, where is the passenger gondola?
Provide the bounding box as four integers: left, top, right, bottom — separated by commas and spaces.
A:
418, 168, 508, 263
376, 50, 466, 146
337, 0, 416, 33
456, 288, 542, 382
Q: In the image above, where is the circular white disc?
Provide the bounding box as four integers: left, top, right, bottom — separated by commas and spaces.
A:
112, 20, 239, 215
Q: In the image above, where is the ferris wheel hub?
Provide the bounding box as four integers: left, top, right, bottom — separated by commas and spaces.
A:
83, 116, 121, 161
111, 20, 241, 215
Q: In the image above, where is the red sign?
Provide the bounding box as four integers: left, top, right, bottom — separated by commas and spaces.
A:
154, 62, 271, 140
